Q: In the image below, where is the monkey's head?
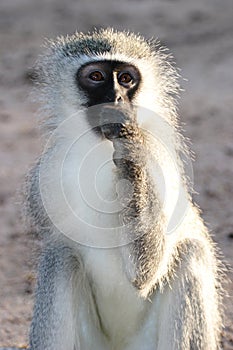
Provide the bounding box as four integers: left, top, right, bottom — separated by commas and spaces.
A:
33, 28, 180, 136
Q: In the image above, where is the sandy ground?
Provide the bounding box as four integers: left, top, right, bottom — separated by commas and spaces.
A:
0, 0, 232, 348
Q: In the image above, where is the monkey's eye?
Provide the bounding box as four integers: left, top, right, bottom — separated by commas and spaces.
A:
118, 72, 133, 87
89, 71, 105, 82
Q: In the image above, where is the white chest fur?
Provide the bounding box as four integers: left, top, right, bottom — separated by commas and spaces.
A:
82, 246, 150, 346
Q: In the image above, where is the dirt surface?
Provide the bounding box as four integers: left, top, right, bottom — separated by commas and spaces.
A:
0, 0, 232, 347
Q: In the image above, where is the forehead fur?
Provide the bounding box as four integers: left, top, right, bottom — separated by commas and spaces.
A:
47, 28, 154, 59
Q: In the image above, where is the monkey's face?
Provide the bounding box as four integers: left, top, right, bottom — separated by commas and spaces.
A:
75, 60, 141, 139
76, 60, 141, 106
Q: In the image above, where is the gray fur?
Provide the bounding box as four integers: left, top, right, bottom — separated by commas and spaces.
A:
26, 28, 223, 350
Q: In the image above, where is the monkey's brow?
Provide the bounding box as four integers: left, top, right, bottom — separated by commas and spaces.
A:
62, 38, 112, 57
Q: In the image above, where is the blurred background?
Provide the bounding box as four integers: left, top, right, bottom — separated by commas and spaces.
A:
0, 0, 233, 348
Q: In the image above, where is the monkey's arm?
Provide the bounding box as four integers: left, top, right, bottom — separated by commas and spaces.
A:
101, 105, 166, 296
29, 242, 77, 350
29, 241, 108, 350
155, 238, 221, 350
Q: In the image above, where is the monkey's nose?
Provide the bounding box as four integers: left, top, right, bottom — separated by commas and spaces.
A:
116, 96, 124, 103
114, 87, 129, 104
115, 94, 123, 104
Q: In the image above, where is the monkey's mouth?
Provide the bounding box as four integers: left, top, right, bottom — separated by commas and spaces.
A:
99, 104, 136, 140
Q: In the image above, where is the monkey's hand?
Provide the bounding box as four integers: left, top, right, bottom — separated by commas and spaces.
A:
99, 104, 146, 167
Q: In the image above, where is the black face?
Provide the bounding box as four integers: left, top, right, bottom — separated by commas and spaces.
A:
76, 60, 141, 107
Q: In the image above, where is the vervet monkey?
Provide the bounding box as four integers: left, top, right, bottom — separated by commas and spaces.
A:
26, 28, 222, 350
